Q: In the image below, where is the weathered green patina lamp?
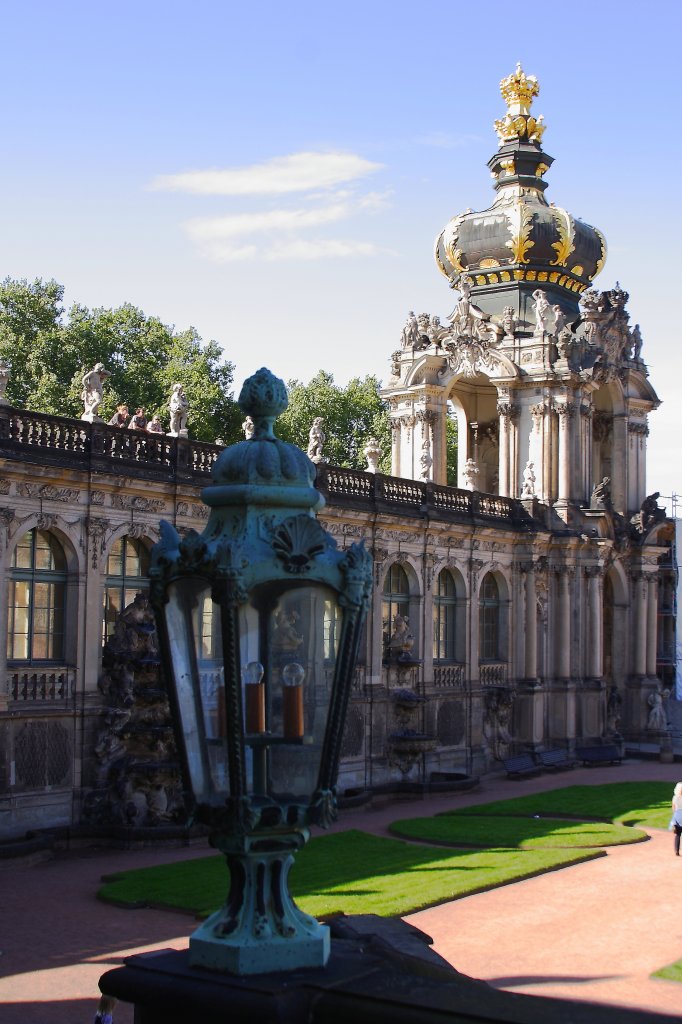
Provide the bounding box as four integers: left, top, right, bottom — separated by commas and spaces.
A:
149, 367, 372, 975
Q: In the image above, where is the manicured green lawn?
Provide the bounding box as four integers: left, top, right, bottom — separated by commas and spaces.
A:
653, 959, 682, 983
389, 814, 645, 849
442, 782, 672, 829
99, 828, 601, 919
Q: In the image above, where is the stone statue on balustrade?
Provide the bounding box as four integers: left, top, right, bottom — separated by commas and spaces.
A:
632, 492, 665, 534
0, 359, 9, 406
401, 311, 420, 349
520, 460, 536, 498
168, 383, 189, 437
448, 277, 497, 343
364, 436, 382, 474
631, 323, 643, 361
501, 306, 516, 338
462, 457, 480, 491
532, 289, 552, 336
81, 362, 111, 422
590, 476, 612, 511
242, 415, 255, 439
307, 417, 328, 464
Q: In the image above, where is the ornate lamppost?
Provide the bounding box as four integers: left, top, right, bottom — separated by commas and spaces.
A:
149, 367, 372, 975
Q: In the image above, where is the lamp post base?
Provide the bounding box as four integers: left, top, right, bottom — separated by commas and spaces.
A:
191, 835, 329, 974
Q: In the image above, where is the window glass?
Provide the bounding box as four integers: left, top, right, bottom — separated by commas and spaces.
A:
479, 573, 500, 661
7, 530, 67, 663
434, 569, 457, 661
382, 563, 411, 659
103, 536, 150, 642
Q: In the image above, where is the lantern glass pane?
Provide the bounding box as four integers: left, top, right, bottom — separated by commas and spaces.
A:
263, 584, 341, 801
165, 578, 228, 803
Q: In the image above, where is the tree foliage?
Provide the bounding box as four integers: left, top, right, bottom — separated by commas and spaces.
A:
276, 370, 391, 472
0, 277, 242, 443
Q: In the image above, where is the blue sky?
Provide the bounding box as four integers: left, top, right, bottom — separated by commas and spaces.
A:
2, 1, 681, 505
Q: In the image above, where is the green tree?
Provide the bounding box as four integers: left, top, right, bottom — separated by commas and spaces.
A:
0, 278, 242, 443
276, 370, 391, 472
446, 415, 459, 486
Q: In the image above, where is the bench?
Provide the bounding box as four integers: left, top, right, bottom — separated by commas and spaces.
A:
539, 748, 577, 771
503, 754, 541, 779
575, 744, 622, 766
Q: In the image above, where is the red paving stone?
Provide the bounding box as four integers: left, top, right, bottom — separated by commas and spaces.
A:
1, 760, 682, 1022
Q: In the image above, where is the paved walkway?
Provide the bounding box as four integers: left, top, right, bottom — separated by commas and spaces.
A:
2, 760, 682, 1022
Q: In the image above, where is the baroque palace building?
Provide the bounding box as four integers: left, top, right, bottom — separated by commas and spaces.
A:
0, 66, 675, 840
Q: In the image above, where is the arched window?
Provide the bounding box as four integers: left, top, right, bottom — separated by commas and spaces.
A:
103, 536, 150, 641
382, 562, 411, 659
8, 530, 67, 662
434, 569, 458, 662
479, 573, 501, 661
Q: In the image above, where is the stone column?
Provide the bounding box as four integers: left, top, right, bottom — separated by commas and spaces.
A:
632, 571, 648, 678
585, 566, 603, 679
497, 402, 511, 498
390, 417, 401, 478
555, 567, 571, 680
557, 404, 573, 503
524, 563, 537, 681
646, 573, 659, 678
469, 558, 483, 685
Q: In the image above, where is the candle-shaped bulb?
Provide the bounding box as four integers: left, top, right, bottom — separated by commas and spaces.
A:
243, 661, 264, 685
282, 662, 305, 687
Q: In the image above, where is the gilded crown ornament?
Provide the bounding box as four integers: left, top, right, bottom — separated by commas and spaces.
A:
494, 63, 546, 145
500, 63, 539, 114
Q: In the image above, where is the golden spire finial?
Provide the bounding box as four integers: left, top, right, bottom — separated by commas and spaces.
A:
500, 63, 539, 116
494, 65, 545, 146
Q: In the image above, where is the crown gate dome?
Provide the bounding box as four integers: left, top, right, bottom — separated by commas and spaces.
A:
435, 65, 607, 325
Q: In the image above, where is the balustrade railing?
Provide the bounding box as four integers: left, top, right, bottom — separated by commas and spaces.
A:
1, 406, 533, 529
434, 664, 466, 688
479, 663, 508, 686
8, 668, 75, 702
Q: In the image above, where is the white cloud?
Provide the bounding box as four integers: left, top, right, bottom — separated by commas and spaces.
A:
195, 238, 383, 263
151, 151, 382, 196
185, 203, 351, 242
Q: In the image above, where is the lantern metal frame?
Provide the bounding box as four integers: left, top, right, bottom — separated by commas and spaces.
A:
149, 368, 372, 975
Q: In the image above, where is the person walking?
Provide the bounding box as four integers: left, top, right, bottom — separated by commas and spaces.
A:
671, 782, 682, 856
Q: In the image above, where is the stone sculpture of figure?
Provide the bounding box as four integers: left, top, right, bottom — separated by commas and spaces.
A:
552, 304, 568, 336
81, 362, 110, 422
168, 383, 189, 437
521, 460, 536, 498
647, 688, 670, 732
0, 359, 9, 406
420, 437, 433, 481
307, 417, 327, 464
532, 289, 551, 336
242, 415, 255, 440
636, 491, 664, 533
272, 608, 303, 654
449, 277, 491, 340
606, 686, 623, 737
388, 614, 415, 659
364, 436, 382, 474
501, 306, 516, 337
462, 457, 480, 491
590, 476, 611, 510
631, 323, 643, 360
401, 311, 420, 349
389, 350, 402, 380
